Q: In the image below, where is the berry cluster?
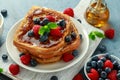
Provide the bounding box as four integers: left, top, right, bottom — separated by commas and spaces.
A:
86, 54, 120, 80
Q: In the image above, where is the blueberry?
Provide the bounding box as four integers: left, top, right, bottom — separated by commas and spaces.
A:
91, 61, 97, 68
105, 53, 111, 59
19, 53, 25, 57
98, 68, 102, 73
28, 30, 34, 37
86, 66, 91, 73
50, 76, 58, 80
77, 19, 82, 23
87, 61, 91, 66
1, 9, 7, 17
39, 34, 48, 42
33, 18, 40, 24
65, 35, 72, 43
118, 70, 120, 73
99, 78, 104, 80
79, 34, 82, 39
2, 54, 8, 61
113, 60, 119, 69
97, 60, 103, 68
117, 73, 120, 79
30, 59, 38, 67
101, 71, 107, 78
40, 18, 49, 26
92, 56, 99, 61
57, 19, 66, 28
105, 67, 111, 73
72, 50, 79, 57
98, 45, 107, 53
71, 32, 76, 39
118, 64, 120, 70
100, 57, 106, 62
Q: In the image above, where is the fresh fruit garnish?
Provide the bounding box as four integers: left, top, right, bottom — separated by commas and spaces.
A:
73, 73, 84, 80
108, 70, 117, 80
30, 59, 38, 67
9, 64, 20, 75
97, 60, 104, 68
0, 68, 3, 73
63, 8, 74, 17
105, 28, 115, 39
98, 44, 107, 53
71, 32, 76, 39
39, 33, 48, 42
89, 31, 105, 40
65, 35, 72, 42
104, 60, 113, 69
46, 15, 55, 22
62, 53, 74, 62
72, 50, 79, 57
105, 67, 111, 73
40, 18, 50, 26
33, 17, 40, 24
32, 25, 41, 37
27, 30, 34, 37
100, 71, 107, 79
20, 54, 31, 65
2, 54, 8, 61
50, 76, 58, 80
1, 9, 7, 17
57, 19, 66, 28
87, 68, 99, 80
50, 27, 62, 37
91, 61, 97, 68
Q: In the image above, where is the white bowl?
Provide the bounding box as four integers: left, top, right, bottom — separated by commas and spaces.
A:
6, 17, 89, 73
84, 54, 120, 80
0, 13, 4, 38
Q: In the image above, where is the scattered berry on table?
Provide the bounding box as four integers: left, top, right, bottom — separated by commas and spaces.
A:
50, 76, 58, 80
30, 59, 38, 67
28, 30, 34, 37
105, 28, 115, 39
1, 9, 7, 17
72, 50, 79, 57
73, 73, 84, 80
77, 19, 82, 23
65, 35, 72, 43
62, 53, 74, 62
20, 54, 31, 65
57, 19, 66, 28
46, 15, 55, 22
98, 44, 107, 53
9, 64, 20, 75
2, 54, 8, 61
50, 27, 62, 37
63, 8, 74, 17
19, 53, 25, 57
33, 18, 40, 24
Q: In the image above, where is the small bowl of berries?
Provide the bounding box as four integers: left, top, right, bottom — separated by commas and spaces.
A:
84, 53, 120, 80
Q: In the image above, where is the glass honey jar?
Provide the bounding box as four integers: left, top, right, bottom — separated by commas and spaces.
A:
85, 0, 109, 28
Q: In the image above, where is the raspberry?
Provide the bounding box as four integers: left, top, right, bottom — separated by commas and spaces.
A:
104, 60, 113, 69
9, 64, 20, 75
32, 25, 41, 37
62, 53, 74, 62
20, 54, 31, 65
50, 27, 62, 37
105, 28, 115, 39
46, 15, 55, 22
87, 68, 99, 80
73, 73, 84, 80
108, 70, 117, 80
63, 8, 74, 17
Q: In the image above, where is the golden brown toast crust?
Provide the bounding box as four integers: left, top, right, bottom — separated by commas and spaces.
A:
13, 6, 80, 64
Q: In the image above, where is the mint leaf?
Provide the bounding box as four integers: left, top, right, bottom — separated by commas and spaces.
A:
38, 26, 50, 35
0, 68, 3, 73
94, 31, 105, 38
47, 22, 57, 29
89, 32, 96, 40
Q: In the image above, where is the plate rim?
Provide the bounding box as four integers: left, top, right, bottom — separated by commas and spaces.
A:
6, 18, 89, 73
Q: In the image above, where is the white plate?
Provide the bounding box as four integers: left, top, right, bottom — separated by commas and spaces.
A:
6, 18, 89, 73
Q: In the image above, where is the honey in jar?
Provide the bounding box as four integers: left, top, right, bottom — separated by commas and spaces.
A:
85, 0, 109, 28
